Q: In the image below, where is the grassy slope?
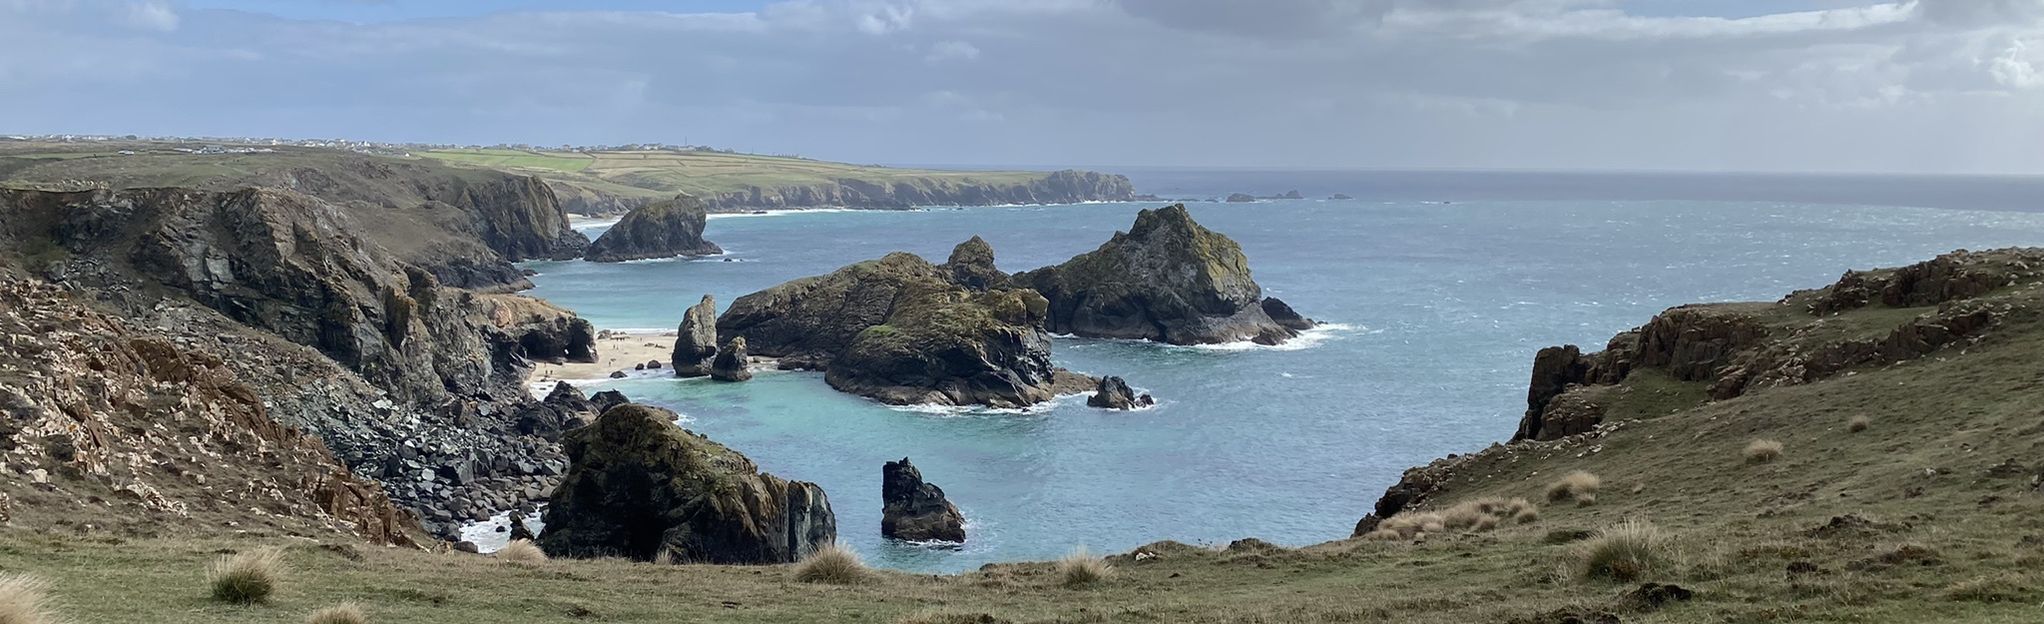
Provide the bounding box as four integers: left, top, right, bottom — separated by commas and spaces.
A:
5, 264, 2044, 622
421, 148, 1046, 201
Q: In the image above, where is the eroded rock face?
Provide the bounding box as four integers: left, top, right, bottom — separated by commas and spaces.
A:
1087, 376, 1154, 410
719, 245, 1092, 407
710, 337, 753, 382
942, 236, 1010, 291
1014, 204, 1299, 346
881, 458, 966, 543
673, 295, 718, 377
584, 195, 724, 263
539, 404, 835, 564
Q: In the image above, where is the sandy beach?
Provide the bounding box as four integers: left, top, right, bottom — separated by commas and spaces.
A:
525, 330, 676, 394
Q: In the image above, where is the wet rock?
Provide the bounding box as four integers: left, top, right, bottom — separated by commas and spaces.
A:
1261, 297, 1316, 331
672, 294, 718, 377
710, 337, 752, 382
1087, 376, 1154, 410
881, 457, 966, 543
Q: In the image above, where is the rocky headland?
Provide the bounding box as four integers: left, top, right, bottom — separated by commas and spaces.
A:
696, 169, 1134, 212
539, 404, 836, 564
1014, 204, 1310, 345
583, 194, 724, 263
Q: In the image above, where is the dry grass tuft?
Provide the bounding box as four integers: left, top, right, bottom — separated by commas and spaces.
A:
1056, 549, 1112, 588
305, 602, 368, 624
1368, 497, 1539, 541
496, 540, 548, 564
895, 609, 1013, 624
209, 548, 285, 605
793, 543, 867, 585
1848, 416, 1871, 433
1745, 439, 1784, 464
0, 573, 61, 624
1944, 573, 2036, 603
1570, 519, 1674, 582
1545, 471, 1602, 504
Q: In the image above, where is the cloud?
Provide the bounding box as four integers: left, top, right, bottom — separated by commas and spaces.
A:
0, 0, 2041, 173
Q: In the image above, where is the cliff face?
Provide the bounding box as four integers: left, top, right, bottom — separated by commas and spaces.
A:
584, 195, 723, 263
698, 170, 1134, 212
540, 404, 836, 564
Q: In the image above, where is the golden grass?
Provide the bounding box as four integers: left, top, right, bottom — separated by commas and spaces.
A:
1570, 519, 1673, 582
1056, 549, 1112, 588
495, 540, 548, 564
1366, 497, 1539, 541
793, 543, 867, 585
208, 548, 284, 605
1545, 470, 1602, 504
1745, 439, 1784, 464
304, 602, 367, 624
0, 573, 60, 624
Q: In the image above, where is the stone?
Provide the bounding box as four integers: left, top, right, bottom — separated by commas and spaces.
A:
1087, 376, 1154, 410
588, 390, 630, 413
672, 294, 718, 377
710, 337, 752, 382
584, 194, 724, 263
538, 404, 835, 564
881, 458, 966, 543
1261, 297, 1316, 331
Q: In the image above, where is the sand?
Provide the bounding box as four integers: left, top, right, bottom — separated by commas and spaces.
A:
524, 330, 676, 396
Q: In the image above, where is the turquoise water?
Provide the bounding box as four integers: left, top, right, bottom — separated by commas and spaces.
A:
521, 199, 2044, 573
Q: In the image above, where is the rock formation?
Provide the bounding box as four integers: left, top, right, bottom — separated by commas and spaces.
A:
539, 404, 835, 564
881, 458, 966, 543
1087, 376, 1155, 410
673, 295, 719, 377
710, 337, 753, 382
1225, 193, 1256, 203
1014, 204, 1302, 345
697, 169, 1134, 212
719, 241, 1096, 407
584, 195, 724, 263
941, 236, 1010, 291
1261, 297, 1316, 331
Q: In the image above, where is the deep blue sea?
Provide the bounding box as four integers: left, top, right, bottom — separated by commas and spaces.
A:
511, 171, 2044, 573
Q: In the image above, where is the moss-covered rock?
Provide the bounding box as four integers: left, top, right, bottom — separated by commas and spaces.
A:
584, 194, 723, 263
1014, 204, 1303, 345
539, 404, 835, 564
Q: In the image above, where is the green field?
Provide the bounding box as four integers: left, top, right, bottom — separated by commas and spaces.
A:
420, 148, 595, 173
419, 148, 1047, 207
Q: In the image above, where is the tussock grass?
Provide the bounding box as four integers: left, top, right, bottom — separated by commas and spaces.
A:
1570, 519, 1673, 582
305, 602, 368, 624
793, 543, 867, 585
496, 540, 548, 564
1365, 497, 1539, 541
1945, 573, 2036, 603
208, 548, 284, 605
1545, 470, 1602, 504
1746, 439, 1784, 464
0, 573, 60, 624
1056, 549, 1112, 588
1849, 416, 1871, 433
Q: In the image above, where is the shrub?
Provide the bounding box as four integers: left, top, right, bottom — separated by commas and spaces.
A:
1546, 471, 1602, 504
0, 574, 59, 624
1056, 548, 1112, 588
1848, 416, 1870, 433
306, 602, 368, 624
1571, 519, 1674, 582
1745, 439, 1784, 464
496, 540, 548, 564
793, 543, 866, 585
209, 548, 284, 604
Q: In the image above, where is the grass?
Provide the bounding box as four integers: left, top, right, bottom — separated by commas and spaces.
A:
1545, 471, 1602, 505
1368, 497, 1540, 541
208, 548, 284, 605
0, 573, 59, 624
1849, 415, 1871, 432
1745, 439, 1784, 464
418, 149, 593, 173
792, 543, 866, 585
1570, 519, 1673, 582
305, 602, 368, 624
1055, 548, 1111, 588
494, 541, 547, 564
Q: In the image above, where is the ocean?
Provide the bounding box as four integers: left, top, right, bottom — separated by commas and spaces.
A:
514, 171, 2044, 573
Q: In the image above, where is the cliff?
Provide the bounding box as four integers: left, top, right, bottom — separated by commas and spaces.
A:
697, 169, 1135, 212
584, 195, 724, 262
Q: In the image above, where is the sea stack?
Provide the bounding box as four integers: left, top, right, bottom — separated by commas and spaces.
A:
1087, 376, 1154, 410
1014, 204, 1307, 345
584, 194, 724, 263
881, 458, 966, 543
539, 404, 835, 564
710, 337, 752, 382
673, 294, 718, 377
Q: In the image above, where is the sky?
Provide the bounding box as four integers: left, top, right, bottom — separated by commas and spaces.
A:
2, 0, 2042, 173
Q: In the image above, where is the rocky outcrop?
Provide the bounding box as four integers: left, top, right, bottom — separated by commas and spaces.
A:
720, 243, 1095, 407
584, 195, 723, 263
545, 180, 657, 216
539, 404, 836, 564
473, 294, 599, 365
589, 390, 631, 413
1262, 297, 1316, 331
672, 295, 719, 377
881, 458, 966, 543
1014, 204, 1300, 345
1087, 376, 1155, 410
710, 337, 752, 382
698, 170, 1134, 212
942, 236, 1010, 291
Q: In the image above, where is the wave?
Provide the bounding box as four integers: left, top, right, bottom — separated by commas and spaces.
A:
456, 506, 549, 553
886, 390, 1091, 417
706, 207, 863, 220
1178, 322, 1360, 352
569, 216, 623, 232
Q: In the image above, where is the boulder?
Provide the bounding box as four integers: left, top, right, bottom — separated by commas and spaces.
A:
1261, 297, 1316, 331
588, 390, 630, 413
1014, 204, 1299, 345
881, 458, 966, 543
1087, 376, 1154, 410
719, 246, 1094, 407
672, 294, 719, 377
710, 337, 752, 382
508, 512, 537, 542
538, 404, 835, 564
517, 381, 595, 438
584, 194, 724, 263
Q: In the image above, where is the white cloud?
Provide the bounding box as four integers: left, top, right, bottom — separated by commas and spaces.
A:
120, 0, 175, 31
